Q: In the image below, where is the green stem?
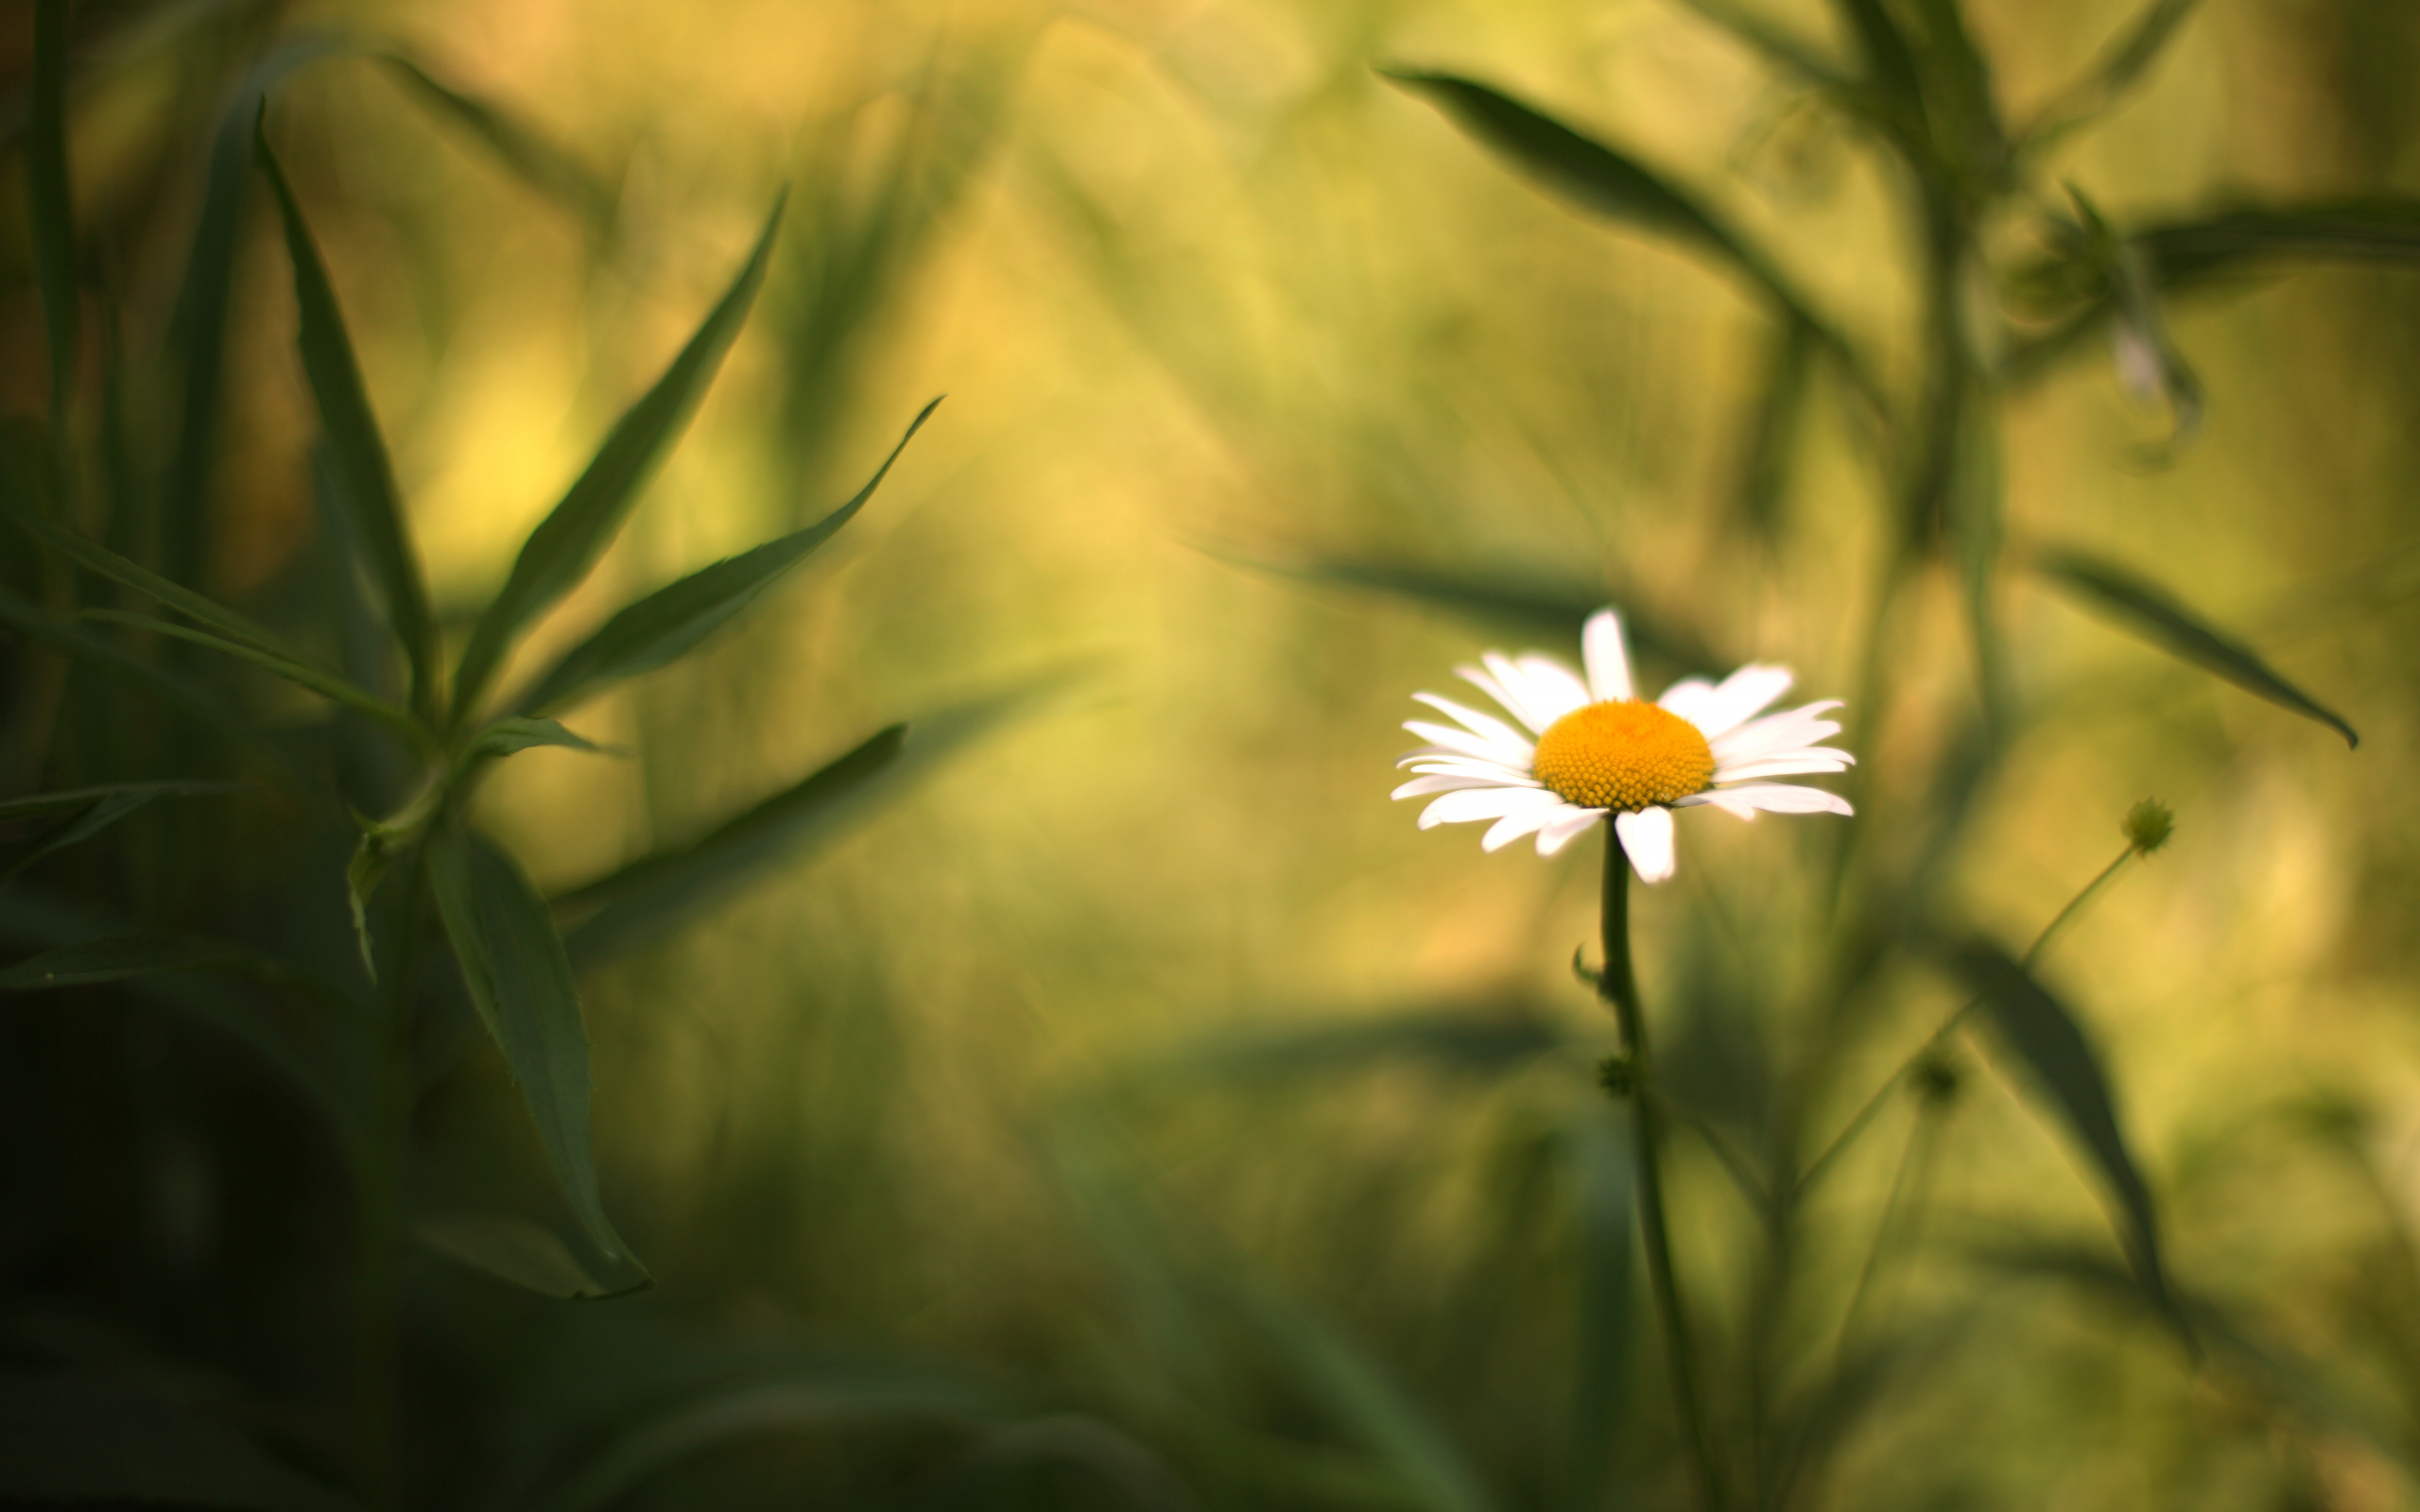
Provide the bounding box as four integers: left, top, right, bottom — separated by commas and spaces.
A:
1599, 832, 1724, 1512
353, 853, 425, 1511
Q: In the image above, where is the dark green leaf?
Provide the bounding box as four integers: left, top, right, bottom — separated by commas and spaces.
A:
81, 608, 428, 747
1564, 1108, 1636, 1512
417, 1211, 631, 1300
0, 1369, 366, 1511
162, 38, 353, 585
375, 53, 617, 237
1671, 0, 1854, 93
1382, 71, 1823, 328
1906, 0, 2005, 170
1952, 938, 2174, 1318
468, 716, 609, 761
0, 933, 269, 989
452, 193, 787, 720
29, 0, 76, 425
426, 824, 648, 1293
255, 124, 441, 723
1265, 555, 1723, 678
2036, 546, 2359, 747
559, 678, 1052, 970
1829, 0, 1927, 115
2021, 0, 2202, 156
0, 781, 248, 880
519, 397, 939, 715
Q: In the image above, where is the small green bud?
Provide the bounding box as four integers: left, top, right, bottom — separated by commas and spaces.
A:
2122, 799, 2174, 855
1597, 1055, 1636, 1101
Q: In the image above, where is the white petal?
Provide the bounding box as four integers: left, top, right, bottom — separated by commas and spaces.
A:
1534, 806, 1606, 856
1709, 700, 1843, 764
1655, 677, 1718, 725
1479, 654, 1556, 734
1392, 773, 1514, 799
1481, 802, 1572, 852
1615, 807, 1677, 883
1675, 783, 1853, 819
1710, 749, 1855, 782
1512, 654, 1594, 725
1404, 721, 1532, 767
1582, 610, 1634, 703
1456, 665, 1541, 734
1685, 664, 1795, 740
1411, 693, 1532, 753
1421, 785, 1564, 829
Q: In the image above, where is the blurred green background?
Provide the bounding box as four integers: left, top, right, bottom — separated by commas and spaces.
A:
4, 0, 2419, 1507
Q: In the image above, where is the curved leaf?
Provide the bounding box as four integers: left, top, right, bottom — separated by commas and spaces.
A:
375, 53, 617, 237
80, 608, 428, 747
1952, 938, 2174, 1320
518, 397, 939, 715
466, 716, 609, 761
416, 1211, 629, 1300
0, 934, 269, 989
0, 781, 249, 880
426, 824, 648, 1293
2036, 546, 2358, 747
2020, 0, 2202, 158
451, 193, 786, 720
255, 125, 441, 722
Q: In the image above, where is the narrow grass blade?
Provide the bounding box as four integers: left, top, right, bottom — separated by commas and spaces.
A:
375, 53, 616, 237
2, 781, 248, 880
1670, 0, 1852, 93
29, 0, 77, 425
1267, 556, 1722, 677
518, 398, 939, 716
1382, 71, 1822, 332
1231, 1283, 1498, 1512
467, 716, 607, 761
2021, 0, 2202, 156
0, 934, 270, 989
451, 194, 786, 720
1734, 316, 1815, 541
254, 126, 440, 722
1564, 1108, 1636, 1512
416, 1211, 631, 1300
1115, 1006, 1564, 1098
2036, 546, 2358, 747
1953, 938, 2174, 1318
555, 724, 904, 968
81, 609, 425, 747
425, 823, 648, 1292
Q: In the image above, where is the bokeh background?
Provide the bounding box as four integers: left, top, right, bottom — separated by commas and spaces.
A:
5, 0, 2420, 1507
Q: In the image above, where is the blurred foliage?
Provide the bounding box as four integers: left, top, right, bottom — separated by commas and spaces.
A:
2, 0, 2420, 1509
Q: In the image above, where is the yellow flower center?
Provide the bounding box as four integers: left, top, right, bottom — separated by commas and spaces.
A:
1531, 700, 1715, 812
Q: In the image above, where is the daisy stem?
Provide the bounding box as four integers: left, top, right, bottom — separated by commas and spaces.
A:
1599, 831, 1725, 1512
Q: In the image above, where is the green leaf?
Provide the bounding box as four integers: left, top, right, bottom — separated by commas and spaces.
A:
1671, 0, 1853, 93
1564, 1108, 1636, 1512
29, 0, 76, 425
558, 679, 1051, 970
255, 123, 441, 723
518, 397, 940, 715
451, 193, 787, 721
2020, 0, 2202, 157
1230, 1283, 1498, 1512
416, 1211, 631, 1300
0, 1369, 367, 1512
1733, 315, 1816, 540
2035, 546, 2359, 747
0, 933, 269, 989
81, 608, 428, 747
1951, 938, 2175, 1320
1381, 71, 1832, 335
1265, 555, 1724, 678
468, 716, 609, 761
345, 832, 389, 983
374, 53, 617, 238
0, 781, 249, 880
425, 823, 648, 1293
1111, 1006, 1564, 1099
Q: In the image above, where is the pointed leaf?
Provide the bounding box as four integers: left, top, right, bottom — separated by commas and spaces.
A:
0, 781, 248, 879
374, 53, 616, 236
0, 934, 271, 989
2021, 0, 2202, 156
416, 1211, 630, 1300
2036, 546, 2358, 747
519, 397, 938, 715
81, 608, 428, 747
1952, 938, 2173, 1315
468, 716, 609, 761
425, 823, 648, 1292
255, 125, 441, 722
29, 0, 76, 424
452, 194, 786, 719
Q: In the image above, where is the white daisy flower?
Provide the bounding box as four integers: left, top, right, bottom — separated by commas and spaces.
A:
1392, 608, 1854, 883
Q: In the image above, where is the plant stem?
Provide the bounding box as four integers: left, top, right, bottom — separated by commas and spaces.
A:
353, 853, 424, 1511
1599, 832, 1724, 1512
